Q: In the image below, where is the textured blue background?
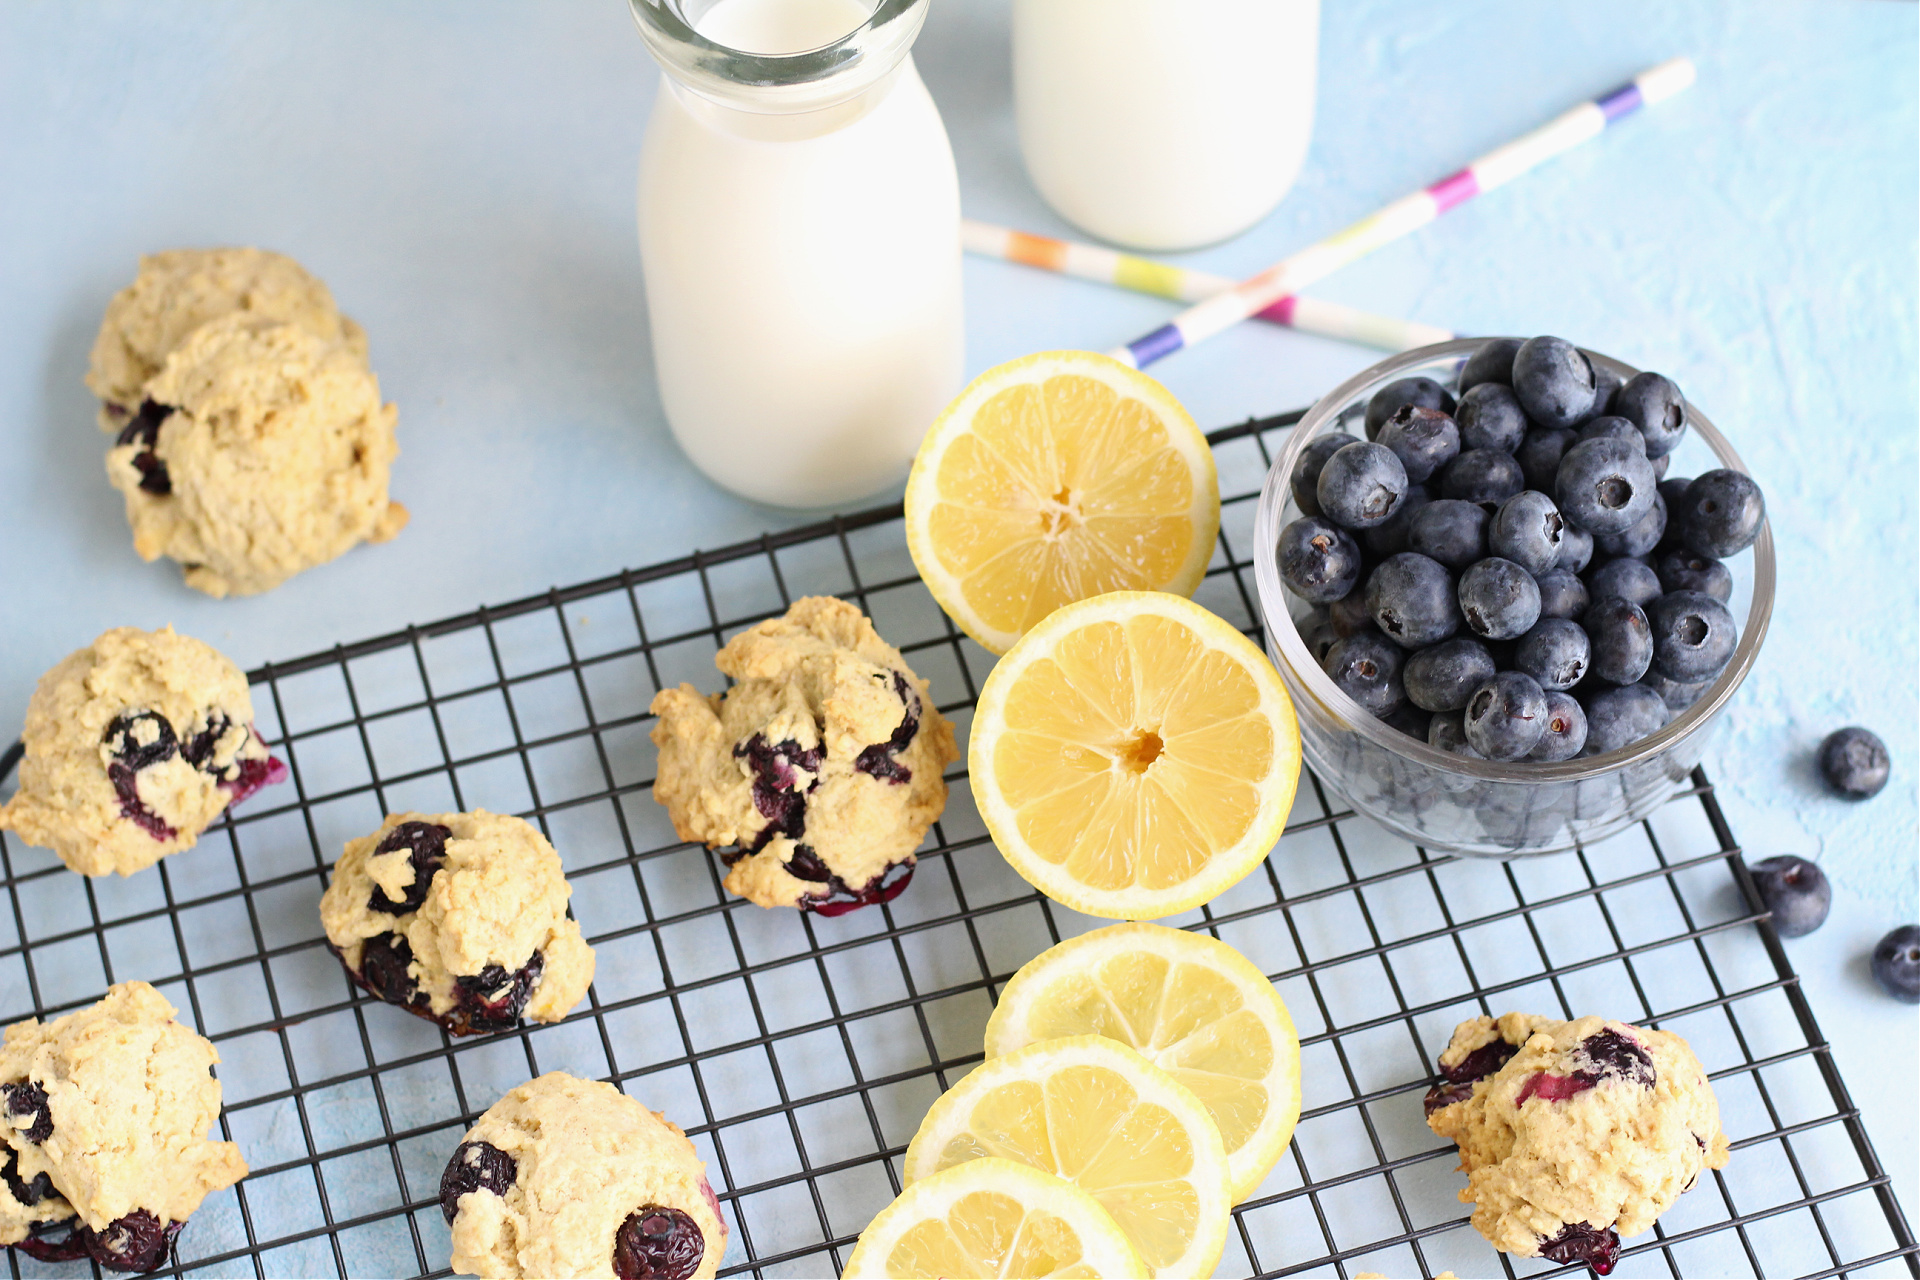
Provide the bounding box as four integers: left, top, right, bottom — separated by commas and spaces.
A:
1, 0, 1914, 1265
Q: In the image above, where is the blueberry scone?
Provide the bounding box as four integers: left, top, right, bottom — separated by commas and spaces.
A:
649, 596, 957, 913
441, 1073, 726, 1280
1424, 1012, 1730, 1274
0, 982, 248, 1273
320, 811, 596, 1036
0, 626, 284, 877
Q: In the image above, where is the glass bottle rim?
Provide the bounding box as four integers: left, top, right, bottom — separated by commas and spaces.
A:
628, 0, 927, 112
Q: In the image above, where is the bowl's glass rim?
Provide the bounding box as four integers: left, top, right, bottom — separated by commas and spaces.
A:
1252, 338, 1776, 784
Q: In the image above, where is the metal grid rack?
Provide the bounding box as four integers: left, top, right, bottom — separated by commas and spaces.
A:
0, 412, 1913, 1280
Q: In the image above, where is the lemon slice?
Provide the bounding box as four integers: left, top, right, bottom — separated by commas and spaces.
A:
985, 923, 1301, 1203
843, 1157, 1148, 1279
902, 1035, 1231, 1279
969, 590, 1300, 920
905, 351, 1219, 654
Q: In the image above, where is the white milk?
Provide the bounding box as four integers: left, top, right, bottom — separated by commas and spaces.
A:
1013, 0, 1320, 251
637, 0, 963, 509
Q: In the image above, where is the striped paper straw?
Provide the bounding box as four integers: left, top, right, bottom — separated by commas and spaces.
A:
1109, 56, 1698, 369
963, 219, 1454, 352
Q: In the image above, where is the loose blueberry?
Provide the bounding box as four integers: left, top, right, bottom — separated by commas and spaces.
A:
1363, 482, 1430, 558
1457, 337, 1521, 392
1453, 382, 1529, 453
441, 1141, 519, 1223
1488, 490, 1565, 576
1437, 448, 1524, 508
1650, 451, 1671, 480
1316, 441, 1409, 529
853, 672, 920, 783
1407, 499, 1489, 570
1512, 336, 1600, 429
1366, 553, 1460, 649
1, 1081, 53, 1144
1427, 710, 1484, 759
1584, 596, 1655, 685
1614, 371, 1689, 457
1594, 491, 1667, 559
1645, 591, 1737, 682
1327, 587, 1374, 639
1278, 516, 1364, 604
1580, 682, 1670, 755
1538, 1222, 1621, 1274
1379, 702, 1433, 742
367, 821, 451, 914
1553, 522, 1593, 573
1555, 436, 1658, 535
1377, 405, 1460, 484
1576, 415, 1646, 454
1655, 549, 1732, 602
1528, 691, 1588, 761
1592, 363, 1624, 417
1403, 638, 1498, 713
1675, 469, 1765, 558
1818, 727, 1891, 799
1641, 672, 1715, 713
1299, 610, 1339, 665
1322, 632, 1406, 718
1748, 855, 1831, 938
1586, 556, 1663, 608
1457, 558, 1541, 641
1288, 434, 1350, 518
451, 951, 546, 1034
1514, 617, 1590, 691
613, 1205, 707, 1280
1870, 925, 1920, 1003
1534, 569, 1589, 621
1658, 474, 1692, 511
1364, 377, 1455, 441
1462, 672, 1549, 761
1516, 426, 1578, 493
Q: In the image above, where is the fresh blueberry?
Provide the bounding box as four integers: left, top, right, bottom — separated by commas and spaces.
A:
1516, 426, 1578, 492
1576, 415, 1646, 454
1403, 637, 1497, 713
367, 821, 451, 914
1437, 448, 1525, 507
1645, 591, 1737, 682
1457, 337, 1521, 392
1641, 671, 1715, 712
853, 672, 921, 783
1555, 436, 1658, 534
1528, 691, 1589, 761
1462, 671, 1549, 761
1583, 596, 1654, 685
1323, 632, 1406, 718
1299, 610, 1340, 665
1407, 499, 1489, 570
1650, 451, 1671, 480
614, 1206, 708, 1280
1427, 710, 1484, 759
1554, 523, 1593, 573
1277, 516, 1363, 603
1363, 483, 1430, 558
1365, 376, 1455, 441
1614, 371, 1689, 457
1585, 556, 1663, 607
1328, 587, 1375, 638
1453, 382, 1529, 453
1870, 925, 1920, 1003
1289, 434, 1350, 518
1377, 405, 1460, 483
1512, 336, 1600, 429
1658, 475, 1693, 513
1366, 553, 1460, 648
441, 1141, 519, 1223
1317, 441, 1409, 529
1818, 727, 1891, 799
1748, 855, 1831, 938
1380, 702, 1433, 742
1592, 362, 1624, 417
1675, 469, 1766, 558
1457, 557, 1541, 641
1514, 617, 1590, 690
1488, 490, 1565, 576
1593, 491, 1667, 559
1655, 549, 1732, 602
1534, 569, 1589, 621
1580, 682, 1670, 755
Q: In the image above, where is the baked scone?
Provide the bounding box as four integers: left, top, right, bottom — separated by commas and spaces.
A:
1424, 1012, 1731, 1274
320, 811, 596, 1036
440, 1072, 726, 1280
0, 982, 248, 1273
0, 626, 284, 877
649, 596, 957, 912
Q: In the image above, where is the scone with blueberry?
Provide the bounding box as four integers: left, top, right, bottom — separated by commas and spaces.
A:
649, 596, 957, 913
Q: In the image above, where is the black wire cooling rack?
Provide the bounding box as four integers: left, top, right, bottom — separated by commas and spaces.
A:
0, 411, 1914, 1280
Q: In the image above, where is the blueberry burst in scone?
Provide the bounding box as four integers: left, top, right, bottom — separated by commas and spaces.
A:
0, 983, 248, 1274
320, 811, 596, 1035
0, 626, 285, 877
649, 597, 958, 913
1424, 1012, 1730, 1274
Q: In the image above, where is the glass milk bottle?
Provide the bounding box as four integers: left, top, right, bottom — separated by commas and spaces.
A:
631, 0, 964, 509
1013, 0, 1319, 252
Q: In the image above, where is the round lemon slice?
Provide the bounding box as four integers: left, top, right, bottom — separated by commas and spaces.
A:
904, 351, 1219, 654
842, 1157, 1148, 1279
902, 1035, 1232, 1280
985, 922, 1302, 1203
969, 590, 1300, 920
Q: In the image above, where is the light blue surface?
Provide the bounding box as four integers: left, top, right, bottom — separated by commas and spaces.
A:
0, 0, 1914, 1270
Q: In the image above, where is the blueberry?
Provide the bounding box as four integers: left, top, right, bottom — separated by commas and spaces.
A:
1437, 448, 1524, 507
1650, 452, 1671, 480
114, 399, 176, 496
1528, 691, 1589, 761
99, 710, 183, 841
1577, 1028, 1655, 1087
1457, 337, 1521, 392
1593, 491, 1666, 560
1512, 336, 1599, 429
1534, 569, 1589, 621
1403, 637, 1497, 713
1818, 727, 1891, 799
18, 1210, 185, 1273
0, 1148, 53, 1208
1365, 376, 1455, 441
1328, 587, 1375, 638
1457, 557, 1541, 641
1870, 925, 1920, 1003
1537, 1223, 1620, 1274
1555, 436, 1658, 535
441, 1141, 519, 1223
1576, 415, 1646, 454
1658, 475, 1693, 513
1748, 855, 1831, 938
367, 821, 451, 914
1322, 632, 1405, 718
1489, 490, 1565, 576
1363, 482, 1430, 558
1, 1081, 53, 1144
1423, 1035, 1519, 1114
1584, 596, 1654, 685
1278, 516, 1364, 603
1580, 682, 1670, 755
1514, 617, 1590, 690
1554, 523, 1593, 573
1299, 610, 1339, 665
1366, 553, 1460, 648
1453, 382, 1529, 453
1641, 671, 1715, 712
1676, 469, 1765, 558
1407, 499, 1489, 570
451, 952, 547, 1034
1646, 590, 1737, 682
853, 672, 920, 783
1427, 710, 1484, 759
1614, 371, 1689, 457
1289, 434, 1350, 518
1591, 362, 1624, 417
734, 734, 824, 844
1462, 671, 1549, 761
1516, 426, 1578, 492
1317, 441, 1409, 529
614, 1205, 708, 1280
357, 932, 430, 1010
1655, 549, 1732, 602
1376, 405, 1460, 484
1586, 556, 1663, 607
1380, 702, 1433, 742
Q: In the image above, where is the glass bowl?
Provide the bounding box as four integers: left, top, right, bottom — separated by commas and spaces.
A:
1252, 339, 1775, 857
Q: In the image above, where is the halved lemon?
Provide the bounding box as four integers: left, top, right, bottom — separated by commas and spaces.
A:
904, 351, 1219, 654
842, 1157, 1148, 1279
969, 590, 1300, 920
901, 1035, 1231, 1279
984, 923, 1301, 1203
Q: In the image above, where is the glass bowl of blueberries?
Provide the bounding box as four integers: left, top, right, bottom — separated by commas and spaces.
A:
1253, 336, 1774, 857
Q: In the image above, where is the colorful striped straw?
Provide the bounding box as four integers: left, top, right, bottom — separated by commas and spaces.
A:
1108, 56, 1698, 369
962, 219, 1454, 353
